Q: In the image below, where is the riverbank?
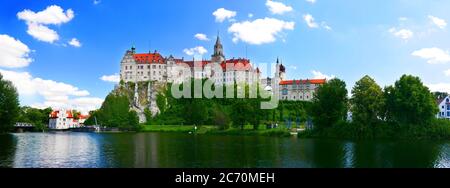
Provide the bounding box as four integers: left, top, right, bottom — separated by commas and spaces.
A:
140, 125, 292, 137
298, 119, 450, 140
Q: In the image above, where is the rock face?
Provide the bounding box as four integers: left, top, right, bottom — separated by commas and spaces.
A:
121, 81, 161, 123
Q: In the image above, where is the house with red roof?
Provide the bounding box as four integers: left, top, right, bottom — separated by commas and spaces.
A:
48, 110, 86, 130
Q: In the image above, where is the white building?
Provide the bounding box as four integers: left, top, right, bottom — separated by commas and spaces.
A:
48, 110, 83, 130
261, 58, 326, 101
437, 96, 450, 119
120, 35, 261, 86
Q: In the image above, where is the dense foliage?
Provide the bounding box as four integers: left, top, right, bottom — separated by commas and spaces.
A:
85, 87, 139, 130
17, 107, 53, 131
304, 74, 449, 139
310, 78, 348, 130
0, 73, 20, 133
147, 79, 309, 129
350, 76, 384, 135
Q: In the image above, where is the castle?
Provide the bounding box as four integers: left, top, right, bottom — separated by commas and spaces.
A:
120, 35, 261, 85
118, 35, 326, 123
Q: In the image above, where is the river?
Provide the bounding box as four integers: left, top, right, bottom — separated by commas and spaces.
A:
0, 132, 449, 168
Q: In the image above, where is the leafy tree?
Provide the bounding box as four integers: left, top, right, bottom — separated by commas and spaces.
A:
384, 75, 438, 126
350, 75, 384, 128
184, 99, 208, 126
95, 89, 139, 130
0, 73, 20, 133
310, 78, 348, 130
231, 99, 252, 130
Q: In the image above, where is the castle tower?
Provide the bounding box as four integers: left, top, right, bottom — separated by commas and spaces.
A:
211, 34, 225, 63
275, 58, 286, 81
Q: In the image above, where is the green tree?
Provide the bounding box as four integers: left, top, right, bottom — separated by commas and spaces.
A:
310, 78, 348, 130
231, 99, 252, 130
95, 90, 139, 130
384, 75, 438, 126
350, 75, 384, 128
0, 73, 20, 133
184, 99, 208, 126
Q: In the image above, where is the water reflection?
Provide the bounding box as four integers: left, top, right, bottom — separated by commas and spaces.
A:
0, 132, 448, 168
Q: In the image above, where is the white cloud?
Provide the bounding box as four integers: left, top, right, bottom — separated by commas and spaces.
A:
428, 15, 447, 29
311, 70, 335, 80
399, 17, 408, 21
412, 47, 450, 64
17, 5, 74, 43
100, 74, 120, 83
444, 69, 450, 77
93, 0, 101, 5
194, 33, 210, 41
0, 69, 101, 114
321, 22, 332, 31
303, 14, 319, 28
427, 83, 450, 93
26, 22, 59, 43
212, 8, 237, 23
389, 27, 414, 40
17, 5, 74, 25
183, 46, 208, 56
68, 38, 81, 47
266, 0, 293, 15
248, 13, 254, 18
306, 0, 316, 4
228, 17, 295, 45
0, 34, 33, 68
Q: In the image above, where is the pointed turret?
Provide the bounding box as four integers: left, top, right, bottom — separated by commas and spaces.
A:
212, 33, 225, 62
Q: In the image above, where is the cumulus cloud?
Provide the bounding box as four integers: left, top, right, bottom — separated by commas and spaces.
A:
100, 74, 120, 83
17, 5, 74, 43
428, 15, 447, 29
266, 0, 293, 15
303, 14, 319, 28
68, 38, 81, 47
194, 33, 210, 41
306, 0, 316, 4
212, 8, 237, 23
0, 34, 33, 68
427, 83, 450, 93
228, 17, 295, 45
183, 46, 208, 56
389, 28, 414, 40
17, 5, 74, 25
0, 69, 101, 114
311, 70, 335, 80
26, 22, 59, 43
412, 47, 450, 64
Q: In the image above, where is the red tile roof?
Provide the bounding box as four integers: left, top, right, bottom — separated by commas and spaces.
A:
133, 53, 165, 64
280, 79, 326, 85
49, 110, 74, 119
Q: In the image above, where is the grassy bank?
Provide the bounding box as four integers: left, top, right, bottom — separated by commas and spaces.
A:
140, 125, 292, 137
298, 119, 450, 140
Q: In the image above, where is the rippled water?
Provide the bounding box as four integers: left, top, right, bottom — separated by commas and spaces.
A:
0, 132, 449, 168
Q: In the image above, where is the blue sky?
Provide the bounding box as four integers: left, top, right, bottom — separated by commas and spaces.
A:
1, 0, 450, 113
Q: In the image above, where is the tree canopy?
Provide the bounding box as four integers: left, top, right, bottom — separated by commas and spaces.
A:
0, 73, 20, 133
310, 78, 348, 130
